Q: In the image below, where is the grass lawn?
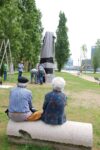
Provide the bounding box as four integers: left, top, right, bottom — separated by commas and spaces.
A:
0, 71, 100, 150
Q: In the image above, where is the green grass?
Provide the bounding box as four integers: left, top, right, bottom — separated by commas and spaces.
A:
0, 71, 100, 150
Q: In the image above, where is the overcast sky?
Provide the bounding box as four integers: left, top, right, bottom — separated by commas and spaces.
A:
36, 0, 100, 65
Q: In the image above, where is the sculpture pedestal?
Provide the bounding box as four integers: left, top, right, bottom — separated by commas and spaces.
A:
46, 74, 54, 83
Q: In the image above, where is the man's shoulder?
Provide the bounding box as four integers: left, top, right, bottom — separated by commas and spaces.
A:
11, 87, 31, 94
10, 87, 18, 93
24, 88, 32, 94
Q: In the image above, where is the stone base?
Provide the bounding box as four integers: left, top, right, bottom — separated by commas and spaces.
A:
7, 120, 93, 150
46, 74, 55, 83
8, 136, 91, 150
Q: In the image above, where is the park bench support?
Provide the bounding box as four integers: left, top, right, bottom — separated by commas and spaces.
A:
7, 120, 93, 150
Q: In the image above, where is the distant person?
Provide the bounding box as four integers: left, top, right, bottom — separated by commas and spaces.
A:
0, 76, 2, 85
30, 68, 38, 84
3, 62, 8, 81
38, 64, 46, 84
18, 61, 24, 78
7, 76, 41, 122
41, 77, 67, 125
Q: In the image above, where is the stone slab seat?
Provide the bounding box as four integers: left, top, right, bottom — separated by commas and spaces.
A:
7, 120, 93, 150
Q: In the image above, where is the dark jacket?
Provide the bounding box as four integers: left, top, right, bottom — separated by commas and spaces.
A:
41, 90, 67, 125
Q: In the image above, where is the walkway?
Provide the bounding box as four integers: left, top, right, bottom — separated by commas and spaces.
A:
62, 70, 100, 84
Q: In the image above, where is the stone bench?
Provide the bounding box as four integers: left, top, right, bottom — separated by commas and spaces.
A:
7, 120, 93, 150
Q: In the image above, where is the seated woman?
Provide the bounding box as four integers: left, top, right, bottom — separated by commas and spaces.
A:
41, 77, 67, 125
8, 76, 41, 122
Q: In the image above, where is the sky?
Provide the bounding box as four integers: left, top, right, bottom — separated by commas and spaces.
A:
36, 0, 100, 65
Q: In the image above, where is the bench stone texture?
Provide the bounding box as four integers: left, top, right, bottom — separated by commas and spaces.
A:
7, 120, 93, 150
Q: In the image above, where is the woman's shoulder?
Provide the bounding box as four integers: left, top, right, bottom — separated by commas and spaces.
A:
45, 91, 54, 98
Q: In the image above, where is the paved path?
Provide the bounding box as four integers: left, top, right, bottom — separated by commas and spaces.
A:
77, 74, 98, 83
62, 70, 100, 84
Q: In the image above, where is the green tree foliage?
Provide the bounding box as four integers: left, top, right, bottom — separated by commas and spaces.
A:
92, 39, 100, 73
0, 0, 42, 70
55, 11, 70, 71
18, 0, 43, 69
0, 0, 23, 65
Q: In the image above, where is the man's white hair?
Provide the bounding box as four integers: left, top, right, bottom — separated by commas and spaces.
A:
52, 77, 66, 91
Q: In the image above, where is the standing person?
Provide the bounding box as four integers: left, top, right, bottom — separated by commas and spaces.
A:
7, 76, 41, 122
41, 77, 67, 125
18, 61, 24, 78
38, 64, 46, 84
3, 62, 8, 81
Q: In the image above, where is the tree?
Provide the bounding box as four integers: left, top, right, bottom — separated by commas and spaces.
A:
19, 0, 43, 69
0, 0, 25, 67
80, 44, 87, 72
92, 54, 99, 73
55, 11, 70, 72
0, 0, 43, 70
92, 39, 100, 73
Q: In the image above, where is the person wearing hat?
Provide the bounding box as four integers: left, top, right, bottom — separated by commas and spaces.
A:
41, 77, 67, 125
8, 76, 41, 122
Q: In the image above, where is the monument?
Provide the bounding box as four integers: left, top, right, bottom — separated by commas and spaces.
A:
40, 31, 55, 82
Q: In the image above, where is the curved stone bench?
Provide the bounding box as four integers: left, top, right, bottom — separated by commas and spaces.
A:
7, 120, 93, 150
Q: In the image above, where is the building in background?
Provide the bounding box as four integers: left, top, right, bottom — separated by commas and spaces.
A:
81, 59, 92, 71
64, 58, 74, 70
66, 58, 73, 66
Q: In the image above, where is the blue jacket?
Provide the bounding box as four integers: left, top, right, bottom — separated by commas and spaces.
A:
41, 90, 67, 125
9, 86, 33, 113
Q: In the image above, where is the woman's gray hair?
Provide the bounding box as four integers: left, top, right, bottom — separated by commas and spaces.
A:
52, 77, 66, 92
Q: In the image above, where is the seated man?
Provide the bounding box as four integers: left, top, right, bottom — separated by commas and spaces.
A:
41, 77, 67, 125
7, 76, 41, 122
